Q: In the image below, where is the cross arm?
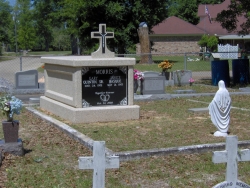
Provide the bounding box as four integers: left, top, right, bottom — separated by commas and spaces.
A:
79, 156, 119, 170
79, 157, 94, 169
237, 149, 250, 162
213, 149, 250, 164
105, 156, 119, 169
213, 151, 227, 163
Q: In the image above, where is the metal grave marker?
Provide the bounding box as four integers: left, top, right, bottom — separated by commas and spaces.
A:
82, 67, 128, 107
79, 141, 119, 188
212, 136, 250, 188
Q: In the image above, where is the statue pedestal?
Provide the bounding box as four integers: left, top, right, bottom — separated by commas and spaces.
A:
214, 131, 228, 137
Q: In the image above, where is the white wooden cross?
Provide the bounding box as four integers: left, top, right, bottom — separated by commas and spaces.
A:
79, 141, 119, 188
212, 135, 250, 188
91, 24, 114, 58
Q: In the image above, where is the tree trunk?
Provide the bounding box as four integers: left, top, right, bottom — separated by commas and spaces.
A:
71, 35, 78, 55
45, 39, 49, 52
137, 27, 153, 64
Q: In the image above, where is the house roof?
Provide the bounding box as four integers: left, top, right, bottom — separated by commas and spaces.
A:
219, 35, 250, 40
151, 16, 205, 36
196, 0, 246, 35
150, 0, 248, 38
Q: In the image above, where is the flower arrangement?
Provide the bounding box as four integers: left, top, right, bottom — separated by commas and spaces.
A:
189, 78, 195, 86
158, 60, 174, 72
134, 70, 144, 80
0, 95, 22, 122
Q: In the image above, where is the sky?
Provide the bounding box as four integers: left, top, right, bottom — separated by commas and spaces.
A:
7, 0, 16, 6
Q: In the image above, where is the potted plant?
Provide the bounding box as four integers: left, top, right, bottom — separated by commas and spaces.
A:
158, 59, 174, 80
133, 70, 144, 93
0, 95, 22, 143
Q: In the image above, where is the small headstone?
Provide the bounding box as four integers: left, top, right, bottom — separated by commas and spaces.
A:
15, 70, 38, 89
212, 136, 250, 188
173, 70, 192, 86
208, 80, 231, 137
79, 141, 119, 188
141, 71, 165, 95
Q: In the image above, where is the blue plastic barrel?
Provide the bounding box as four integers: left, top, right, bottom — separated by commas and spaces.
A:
232, 59, 249, 85
211, 60, 230, 86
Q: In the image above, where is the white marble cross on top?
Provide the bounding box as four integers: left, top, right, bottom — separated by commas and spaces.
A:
212, 135, 250, 188
91, 24, 114, 58
79, 141, 119, 188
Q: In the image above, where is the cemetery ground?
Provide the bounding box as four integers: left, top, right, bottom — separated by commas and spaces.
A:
1, 93, 250, 187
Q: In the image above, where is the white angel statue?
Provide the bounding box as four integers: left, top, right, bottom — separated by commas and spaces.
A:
208, 80, 231, 137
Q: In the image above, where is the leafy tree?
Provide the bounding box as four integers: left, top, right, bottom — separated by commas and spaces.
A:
216, 0, 250, 35
32, 0, 62, 51
168, 0, 199, 25
207, 35, 218, 51
51, 27, 71, 51
16, 0, 36, 50
198, 34, 218, 51
61, 0, 169, 54
0, 0, 12, 47
168, 0, 225, 25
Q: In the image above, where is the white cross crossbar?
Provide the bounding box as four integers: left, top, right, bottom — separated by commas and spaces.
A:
212, 135, 250, 188
79, 141, 119, 188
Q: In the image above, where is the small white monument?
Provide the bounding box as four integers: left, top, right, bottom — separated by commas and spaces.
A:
208, 80, 231, 137
40, 24, 140, 123
212, 136, 250, 188
79, 141, 119, 188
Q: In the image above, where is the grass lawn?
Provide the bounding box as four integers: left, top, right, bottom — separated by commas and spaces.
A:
134, 56, 232, 72
27, 51, 72, 56
1, 51, 71, 56
1, 93, 250, 187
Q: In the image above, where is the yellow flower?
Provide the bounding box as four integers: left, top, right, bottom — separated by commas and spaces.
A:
158, 60, 173, 71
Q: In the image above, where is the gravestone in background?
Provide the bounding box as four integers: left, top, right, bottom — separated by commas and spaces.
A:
141, 71, 165, 95
172, 70, 192, 86
15, 70, 38, 89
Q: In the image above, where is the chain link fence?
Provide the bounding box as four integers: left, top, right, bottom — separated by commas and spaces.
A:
0, 52, 244, 93
124, 52, 220, 84
0, 55, 43, 92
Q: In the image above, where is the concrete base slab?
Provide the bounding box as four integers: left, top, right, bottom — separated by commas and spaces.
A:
40, 96, 140, 123
165, 80, 174, 86
175, 89, 196, 94
29, 97, 40, 105
214, 131, 228, 137
0, 139, 24, 156
188, 107, 209, 113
